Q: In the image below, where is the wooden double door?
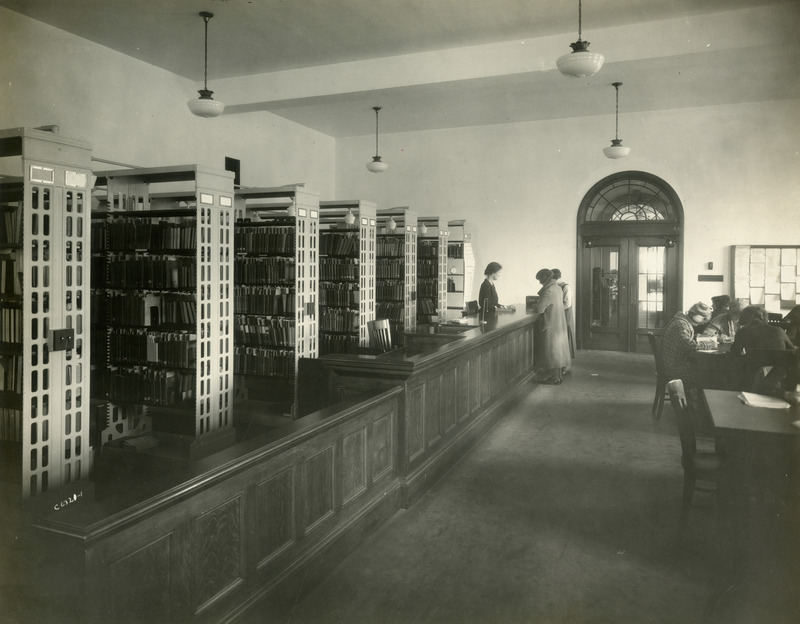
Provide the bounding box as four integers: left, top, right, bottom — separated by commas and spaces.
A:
578, 236, 680, 353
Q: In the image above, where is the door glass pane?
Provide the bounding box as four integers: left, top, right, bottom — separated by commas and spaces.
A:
637, 245, 666, 329
590, 246, 620, 329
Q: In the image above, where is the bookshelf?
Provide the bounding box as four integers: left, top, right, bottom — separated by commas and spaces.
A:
376, 207, 417, 346
318, 200, 377, 354
0, 127, 93, 498
445, 220, 475, 320
416, 217, 449, 324
92, 164, 236, 460
233, 185, 318, 418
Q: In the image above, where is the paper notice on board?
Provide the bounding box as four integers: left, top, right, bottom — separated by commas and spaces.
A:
765, 278, 780, 295
765, 294, 781, 312
750, 248, 766, 262
750, 288, 765, 305
781, 282, 796, 302
735, 282, 750, 299
781, 248, 797, 266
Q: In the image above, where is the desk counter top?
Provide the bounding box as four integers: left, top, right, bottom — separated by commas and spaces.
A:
704, 389, 800, 436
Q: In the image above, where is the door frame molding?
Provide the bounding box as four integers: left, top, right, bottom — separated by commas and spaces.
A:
575, 171, 684, 351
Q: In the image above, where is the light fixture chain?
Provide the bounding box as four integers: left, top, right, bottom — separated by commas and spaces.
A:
203, 14, 209, 91
615, 85, 619, 140
578, 0, 582, 40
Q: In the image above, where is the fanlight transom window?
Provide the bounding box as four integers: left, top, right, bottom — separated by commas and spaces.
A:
584, 177, 678, 222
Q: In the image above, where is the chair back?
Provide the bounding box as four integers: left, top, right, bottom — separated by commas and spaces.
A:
647, 332, 665, 377
666, 379, 696, 467
368, 319, 393, 352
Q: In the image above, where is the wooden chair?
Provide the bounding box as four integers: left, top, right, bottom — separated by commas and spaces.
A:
367, 319, 393, 352
666, 379, 720, 544
647, 332, 669, 421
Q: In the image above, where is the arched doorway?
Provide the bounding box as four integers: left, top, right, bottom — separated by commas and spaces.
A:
577, 172, 684, 353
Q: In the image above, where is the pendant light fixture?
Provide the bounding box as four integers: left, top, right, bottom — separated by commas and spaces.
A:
345, 208, 356, 225
366, 106, 388, 173
603, 82, 631, 159
557, 0, 604, 78
187, 12, 225, 118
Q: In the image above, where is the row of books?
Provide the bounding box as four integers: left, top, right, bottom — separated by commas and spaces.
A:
447, 242, 464, 258
320, 282, 360, 307
0, 407, 21, 442
1, 206, 21, 246
100, 293, 197, 327
106, 219, 198, 251
234, 286, 296, 316
418, 240, 439, 257
108, 329, 197, 368
235, 226, 296, 255
376, 301, 405, 322
417, 278, 439, 297
377, 236, 405, 257
0, 354, 22, 393
320, 307, 359, 333
376, 258, 404, 279
320, 334, 358, 355
320, 257, 359, 281
108, 367, 195, 407
417, 298, 439, 315
418, 260, 439, 278
1, 307, 22, 343
1, 256, 22, 295
234, 257, 296, 285
320, 231, 360, 256
234, 346, 295, 378
106, 256, 197, 290
376, 280, 405, 301
234, 316, 295, 347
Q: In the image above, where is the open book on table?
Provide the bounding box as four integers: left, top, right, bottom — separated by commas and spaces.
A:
737, 392, 790, 409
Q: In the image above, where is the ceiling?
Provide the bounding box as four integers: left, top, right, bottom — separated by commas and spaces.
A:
3, 0, 799, 137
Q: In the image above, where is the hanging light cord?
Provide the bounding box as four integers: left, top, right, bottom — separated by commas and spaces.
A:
373, 107, 381, 157
203, 13, 210, 91
578, 0, 583, 40
613, 82, 621, 140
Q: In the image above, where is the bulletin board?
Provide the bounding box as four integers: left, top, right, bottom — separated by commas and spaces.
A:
731, 245, 800, 313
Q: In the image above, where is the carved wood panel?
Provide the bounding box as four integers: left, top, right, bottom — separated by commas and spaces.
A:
424, 374, 443, 447
342, 428, 367, 504
469, 354, 481, 414
406, 383, 425, 462
371, 413, 393, 481
104, 534, 173, 622
443, 367, 457, 433
255, 466, 296, 569
194, 496, 244, 614
303, 446, 334, 532
456, 360, 469, 423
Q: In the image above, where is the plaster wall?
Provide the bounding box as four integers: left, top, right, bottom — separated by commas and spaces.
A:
0, 7, 336, 194
334, 100, 800, 312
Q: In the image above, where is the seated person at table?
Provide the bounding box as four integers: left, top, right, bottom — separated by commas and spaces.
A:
701, 298, 744, 342
661, 302, 715, 389
729, 305, 795, 355
751, 349, 800, 399
784, 305, 800, 344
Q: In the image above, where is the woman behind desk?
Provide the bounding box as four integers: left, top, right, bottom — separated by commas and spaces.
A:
478, 261, 505, 323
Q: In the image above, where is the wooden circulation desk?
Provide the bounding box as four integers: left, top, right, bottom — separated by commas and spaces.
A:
20, 308, 538, 624
299, 307, 540, 508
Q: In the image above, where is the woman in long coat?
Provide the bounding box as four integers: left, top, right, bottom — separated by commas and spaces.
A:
535, 268, 572, 384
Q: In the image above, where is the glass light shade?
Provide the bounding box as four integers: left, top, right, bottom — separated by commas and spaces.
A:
387, 217, 397, 230
345, 210, 356, 225
366, 156, 388, 173
603, 139, 631, 159
187, 90, 225, 118
557, 50, 605, 77
419, 224, 428, 235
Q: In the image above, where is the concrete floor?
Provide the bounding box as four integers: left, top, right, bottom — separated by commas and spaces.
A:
243, 350, 799, 624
